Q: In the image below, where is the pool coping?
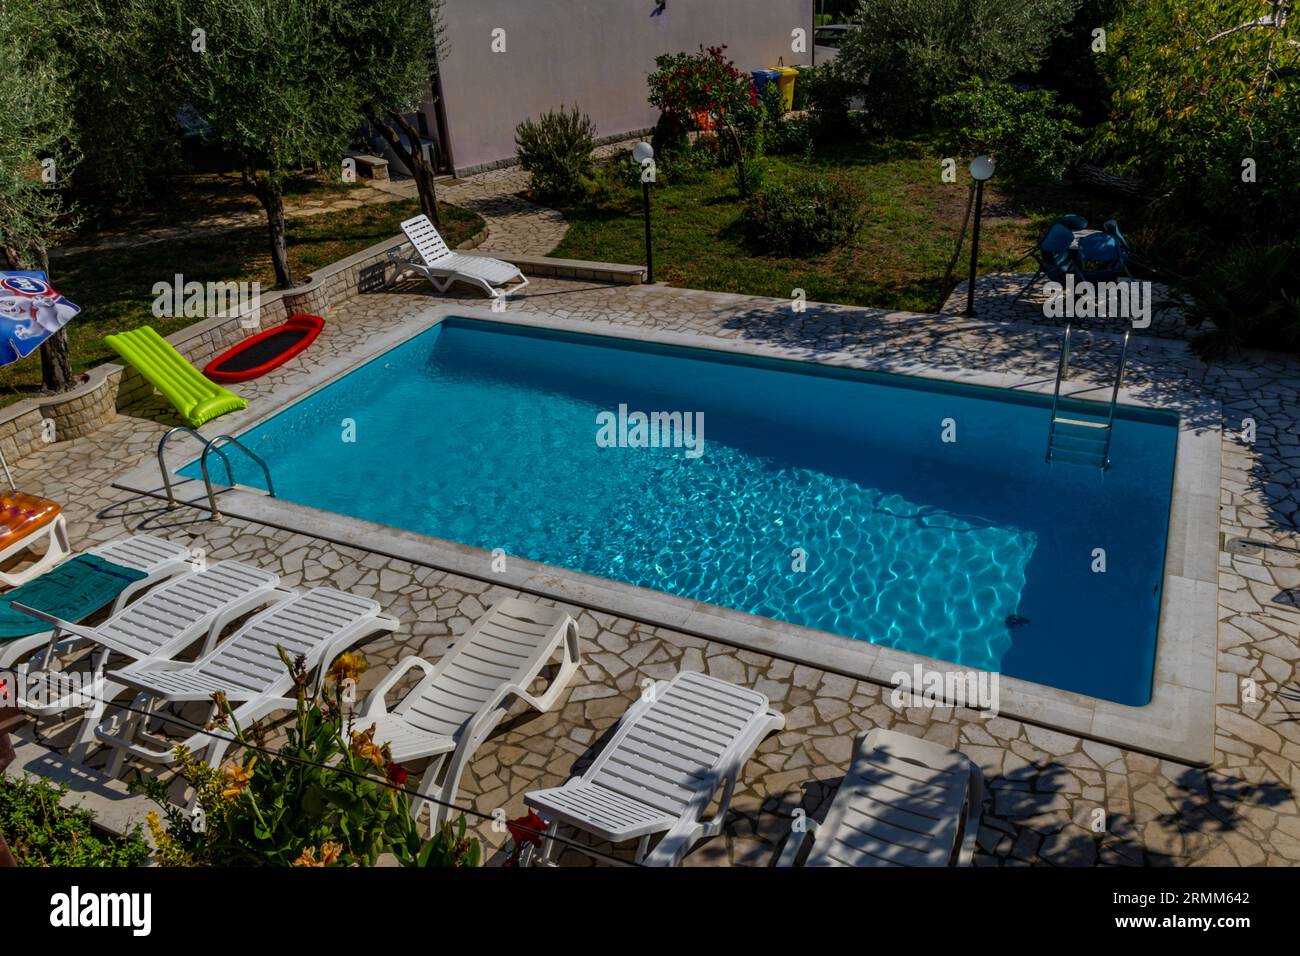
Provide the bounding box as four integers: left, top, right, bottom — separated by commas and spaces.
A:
114, 302, 1222, 765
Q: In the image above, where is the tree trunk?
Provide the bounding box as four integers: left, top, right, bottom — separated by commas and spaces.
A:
257, 181, 293, 288
1071, 163, 1149, 199
376, 112, 442, 228
242, 155, 293, 288
5, 242, 74, 393
39, 331, 72, 393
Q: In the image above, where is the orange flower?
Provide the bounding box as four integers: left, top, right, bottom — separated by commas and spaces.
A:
221, 760, 254, 800
293, 842, 343, 867
319, 842, 342, 866
349, 724, 386, 770
327, 652, 368, 687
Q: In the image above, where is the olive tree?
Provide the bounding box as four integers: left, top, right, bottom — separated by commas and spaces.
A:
836, 0, 1082, 113
61, 0, 189, 205
179, 0, 362, 288
0, 0, 79, 390
345, 0, 450, 227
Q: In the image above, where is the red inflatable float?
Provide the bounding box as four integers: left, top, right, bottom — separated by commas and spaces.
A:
204, 314, 324, 383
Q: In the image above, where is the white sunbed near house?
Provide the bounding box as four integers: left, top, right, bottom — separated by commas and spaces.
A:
525, 670, 785, 866
776, 728, 984, 867
395, 214, 529, 298
94, 587, 398, 775
357, 597, 580, 828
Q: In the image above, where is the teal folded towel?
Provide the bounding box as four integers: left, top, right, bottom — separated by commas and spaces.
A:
0, 555, 147, 641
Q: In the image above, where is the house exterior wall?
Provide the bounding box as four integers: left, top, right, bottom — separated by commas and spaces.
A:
431, 0, 814, 174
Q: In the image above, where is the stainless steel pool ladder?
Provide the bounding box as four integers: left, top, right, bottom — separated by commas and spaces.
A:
1045, 324, 1131, 470
156, 427, 276, 520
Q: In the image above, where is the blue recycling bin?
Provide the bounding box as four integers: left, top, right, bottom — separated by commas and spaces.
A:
750, 69, 779, 98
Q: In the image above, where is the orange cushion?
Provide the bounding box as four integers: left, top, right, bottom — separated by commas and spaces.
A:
0, 493, 61, 551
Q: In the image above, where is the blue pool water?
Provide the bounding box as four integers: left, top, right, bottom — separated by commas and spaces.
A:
183, 318, 1178, 705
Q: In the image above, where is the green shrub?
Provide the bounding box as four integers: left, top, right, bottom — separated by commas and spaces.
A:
837, 0, 1080, 115
801, 59, 856, 130
1165, 239, 1300, 360
742, 172, 866, 254
767, 116, 818, 157
737, 156, 767, 196
1094, 0, 1300, 238
515, 105, 597, 200
0, 775, 149, 866
933, 79, 1082, 182
609, 141, 720, 191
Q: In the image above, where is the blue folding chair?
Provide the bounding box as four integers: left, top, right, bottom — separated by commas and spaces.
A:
1014, 215, 1132, 302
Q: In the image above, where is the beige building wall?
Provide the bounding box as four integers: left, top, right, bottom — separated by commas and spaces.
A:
432, 0, 814, 174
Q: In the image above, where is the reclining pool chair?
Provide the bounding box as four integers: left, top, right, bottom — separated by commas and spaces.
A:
0, 492, 71, 588
11, 559, 284, 759
776, 728, 983, 867
95, 587, 398, 774
0, 535, 193, 669
395, 214, 529, 298
525, 670, 785, 866
357, 597, 580, 828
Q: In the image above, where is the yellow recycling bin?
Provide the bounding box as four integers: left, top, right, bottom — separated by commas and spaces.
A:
774, 66, 799, 112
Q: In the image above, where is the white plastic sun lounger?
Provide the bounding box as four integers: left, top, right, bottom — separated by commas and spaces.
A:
10, 559, 284, 761
95, 587, 398, 773
395, 214, 529, 298
776, 728, 984, 867
525, 670, 785, 866
0, 504, 70, 588
0, 534, 194, 669
358, 598, 580, 827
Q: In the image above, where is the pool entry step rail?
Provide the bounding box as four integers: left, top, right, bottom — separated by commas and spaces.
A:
1045, 324, 1132, 470
156, 426, 276, 520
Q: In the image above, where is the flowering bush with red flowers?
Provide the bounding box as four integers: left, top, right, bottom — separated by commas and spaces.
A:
647, 45, 766, 195
648, 45, 757, 129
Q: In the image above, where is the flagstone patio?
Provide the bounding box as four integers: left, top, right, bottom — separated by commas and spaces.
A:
8, 272, 1300, 866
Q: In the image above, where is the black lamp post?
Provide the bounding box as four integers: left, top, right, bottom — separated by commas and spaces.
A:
963, 155, 995, 317
634, 141, 655, 284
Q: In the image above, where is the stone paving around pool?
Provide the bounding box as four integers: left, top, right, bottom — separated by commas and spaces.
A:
9, 273, 1300, 867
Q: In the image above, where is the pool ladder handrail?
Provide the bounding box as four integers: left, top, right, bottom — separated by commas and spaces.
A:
1099, 329, 1132, 469
1044, 323, 1074, 462
200, 435, 276, 520
156, 428, 275, 520
1045, 324, 1131, 470
157, 426, 234, 508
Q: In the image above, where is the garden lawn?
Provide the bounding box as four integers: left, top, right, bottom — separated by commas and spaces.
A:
552, 136, 1131, 313
0, 200, 482, 407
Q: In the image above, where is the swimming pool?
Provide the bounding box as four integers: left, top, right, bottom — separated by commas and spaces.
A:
182, 317, 1178, 706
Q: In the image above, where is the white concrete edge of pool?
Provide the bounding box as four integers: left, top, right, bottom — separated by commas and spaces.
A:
114, 302, 1222, 765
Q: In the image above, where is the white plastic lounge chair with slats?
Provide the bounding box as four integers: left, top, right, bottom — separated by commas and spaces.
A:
10, 559, 285, 758
525, 670, 785, 867
95, 587, 398, 773
0, 494, 70, 588
395, 214, 529, 298
358, 598, 580, 828
776, 728, 983, 867
0, 534, 194, 669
